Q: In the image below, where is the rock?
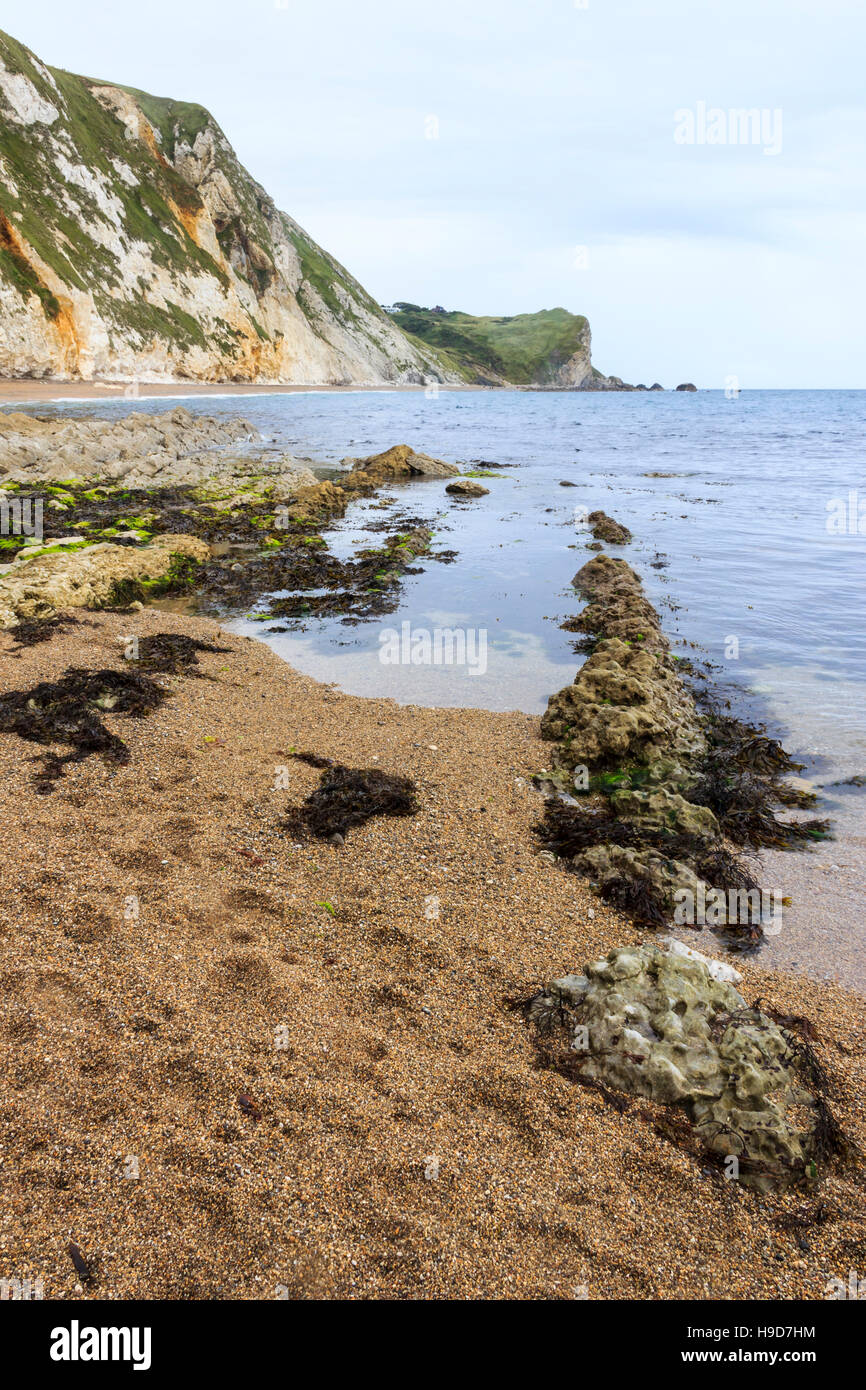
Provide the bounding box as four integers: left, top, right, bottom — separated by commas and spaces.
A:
348, 445, 459, 481
445, 479, 489, 498
0, 534, 208, 628
586, 510, 631, 544
575, 843, 704, 915
541, 636, 704, 768
675, 383, 698, 392
529, 944, 822, 1188
659, 936, 742, 986
609, 786, 719, 839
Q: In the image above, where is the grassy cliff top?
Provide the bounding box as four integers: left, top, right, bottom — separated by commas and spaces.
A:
385, 305, 590, 384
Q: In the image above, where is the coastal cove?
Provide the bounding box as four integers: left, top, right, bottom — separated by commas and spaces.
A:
3, 386, 864, 990
2, 384, 865, 1303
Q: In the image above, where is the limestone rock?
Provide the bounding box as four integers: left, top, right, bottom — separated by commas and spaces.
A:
347, 445, 460, 481
446, 479, 489, 498
0, 533, 208, 628
530, 944, 822, 1187
609, 786, 719, 839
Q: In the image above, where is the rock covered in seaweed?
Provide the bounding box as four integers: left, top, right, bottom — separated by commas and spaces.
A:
536, 542, 828, 946
529, 943, 826, 1189
586, 510, 632, 544
0, 534, 209, 629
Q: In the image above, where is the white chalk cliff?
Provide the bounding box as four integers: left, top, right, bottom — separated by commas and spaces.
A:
0, 30, 455, 385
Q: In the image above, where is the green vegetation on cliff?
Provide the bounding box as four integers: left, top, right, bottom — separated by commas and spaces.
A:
386, 304, 592, 384
0, 28, 451, 381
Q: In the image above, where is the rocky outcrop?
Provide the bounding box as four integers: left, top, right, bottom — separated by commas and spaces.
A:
385, 304, 636, 389
0, 406, 266, 485
0, 533, 208, 627
445, 479, 489, 498
0, 404, 322, 498
542, 554, 703, 769
528, 943, 833, 1189
536, 541, 829, 943
343, 444, 460, 482
0, 30, 456, 385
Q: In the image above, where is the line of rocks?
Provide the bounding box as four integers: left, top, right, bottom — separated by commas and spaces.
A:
536, 544, 828, 945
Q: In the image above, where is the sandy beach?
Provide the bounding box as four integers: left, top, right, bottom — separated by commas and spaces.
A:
1, 607, 864, 1301
0, 380, 484, 406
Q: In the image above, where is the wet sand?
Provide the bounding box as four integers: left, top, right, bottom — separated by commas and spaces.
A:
1, 609, 864, 1301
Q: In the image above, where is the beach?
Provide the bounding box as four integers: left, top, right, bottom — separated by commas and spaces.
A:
0, 380, 480, 405
1, 392, 864, 1303
1, 606, 865, 1300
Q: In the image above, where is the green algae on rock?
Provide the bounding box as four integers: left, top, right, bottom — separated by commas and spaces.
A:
528, 943, 843, 1189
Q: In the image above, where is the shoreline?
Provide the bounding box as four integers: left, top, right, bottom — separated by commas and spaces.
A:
2, 408, 863, 994
0, 380, 488, 406
1, 606, 864, 1299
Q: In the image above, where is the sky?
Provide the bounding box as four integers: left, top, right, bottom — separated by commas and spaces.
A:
6, 0, 865, 387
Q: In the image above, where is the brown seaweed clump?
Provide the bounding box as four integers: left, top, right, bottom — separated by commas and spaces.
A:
5, 611, 84, 650
284, 757, 418, 841
130, 633, 229, 676
0, 667, 168, 791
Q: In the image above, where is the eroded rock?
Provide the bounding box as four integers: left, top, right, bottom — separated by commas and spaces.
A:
446, 479, 489, 498
345, 444, 459, 481
529, 944, 830, 1188
0, 533, 208, 628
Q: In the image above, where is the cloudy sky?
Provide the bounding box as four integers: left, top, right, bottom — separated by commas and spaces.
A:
10, 0, 865, 386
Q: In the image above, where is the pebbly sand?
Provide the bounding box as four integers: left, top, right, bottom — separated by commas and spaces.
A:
0, 608, 864, 1301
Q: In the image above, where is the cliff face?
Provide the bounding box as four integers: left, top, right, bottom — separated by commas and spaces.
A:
0, 31, 454, 385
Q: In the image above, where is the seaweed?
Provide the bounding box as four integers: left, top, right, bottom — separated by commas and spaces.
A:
597, 875, 670, 928
0, 667, 168, 790
690, 704, 831, 848
5, 611, 83, 650
67, 1241, 94, 1283
131, 632, 229, 675
284, 762, 418, 840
